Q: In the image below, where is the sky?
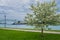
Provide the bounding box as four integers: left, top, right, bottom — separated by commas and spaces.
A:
0, 0, 60, 21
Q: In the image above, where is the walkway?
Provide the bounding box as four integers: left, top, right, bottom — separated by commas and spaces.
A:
1, 28, 60, 34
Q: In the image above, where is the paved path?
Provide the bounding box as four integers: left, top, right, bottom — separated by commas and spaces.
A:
1, 28, 60, 34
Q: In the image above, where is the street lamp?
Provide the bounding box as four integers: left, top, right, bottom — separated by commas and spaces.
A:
4, 14, 6, 28
0, 11, 7, 28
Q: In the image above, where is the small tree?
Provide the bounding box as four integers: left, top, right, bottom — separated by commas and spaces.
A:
25, 0, 60, 40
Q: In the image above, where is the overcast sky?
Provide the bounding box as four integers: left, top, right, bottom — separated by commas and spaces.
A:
0, 0, 60, 21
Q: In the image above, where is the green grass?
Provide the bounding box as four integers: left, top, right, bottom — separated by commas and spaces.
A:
0, 29, 60, 40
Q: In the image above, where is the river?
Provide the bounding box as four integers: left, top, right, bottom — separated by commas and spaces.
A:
0, 24, 60, 30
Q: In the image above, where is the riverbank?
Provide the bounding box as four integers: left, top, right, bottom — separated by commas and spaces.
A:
0, 28, 60, 34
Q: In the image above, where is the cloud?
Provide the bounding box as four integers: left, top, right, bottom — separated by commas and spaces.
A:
35, 0, 52, 3
0, 0, 30, 5
0, 0, 60, 21
0, 0, 30, 11
0, 0, 30, 17
0, 9, 26, 20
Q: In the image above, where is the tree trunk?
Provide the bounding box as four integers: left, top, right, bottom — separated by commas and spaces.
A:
41, 27, 44, 40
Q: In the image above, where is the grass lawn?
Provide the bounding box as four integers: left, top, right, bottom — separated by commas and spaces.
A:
0, 29, 60, 40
